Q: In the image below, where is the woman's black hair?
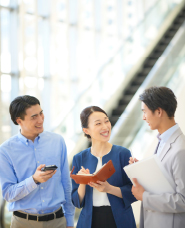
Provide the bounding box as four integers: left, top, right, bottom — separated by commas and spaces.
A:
80, 106, 108, 139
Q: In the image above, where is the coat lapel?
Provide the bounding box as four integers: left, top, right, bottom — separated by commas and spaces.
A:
158, 128, 183, 161
86, 148, 98, 174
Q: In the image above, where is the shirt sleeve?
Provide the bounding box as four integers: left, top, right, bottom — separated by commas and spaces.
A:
0, 150, 38, 203
143, 149, 185, 213
60, 137, 75, 227
119, 149, 137, 207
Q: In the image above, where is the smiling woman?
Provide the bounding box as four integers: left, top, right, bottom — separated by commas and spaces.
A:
80, 106, 111, 144
71, 106, 137, 228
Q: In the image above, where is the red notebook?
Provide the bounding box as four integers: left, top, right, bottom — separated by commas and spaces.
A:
70, 160, 116, 184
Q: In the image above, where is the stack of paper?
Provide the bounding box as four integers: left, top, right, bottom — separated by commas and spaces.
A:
124, 155, 175, 194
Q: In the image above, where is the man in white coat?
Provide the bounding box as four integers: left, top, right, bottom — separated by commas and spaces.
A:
130, 86, 185, 228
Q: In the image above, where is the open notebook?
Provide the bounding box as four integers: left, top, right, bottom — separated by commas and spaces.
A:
70, 160, 115, 184
124, 154, 175, 194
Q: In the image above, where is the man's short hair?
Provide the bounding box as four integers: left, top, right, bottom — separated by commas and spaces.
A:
139, 86, 177, 118
9, 95, 40, 125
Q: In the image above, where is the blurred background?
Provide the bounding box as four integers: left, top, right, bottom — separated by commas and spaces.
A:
0, 0, 185, 227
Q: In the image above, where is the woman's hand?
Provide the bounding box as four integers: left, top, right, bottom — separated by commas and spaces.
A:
77, 166, 90, 175
89, 181, 123, 198
88, 180, 111, 193
129, 157, 139, 164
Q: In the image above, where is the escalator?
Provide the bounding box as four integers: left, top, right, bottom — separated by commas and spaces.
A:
109, 5, 185, 126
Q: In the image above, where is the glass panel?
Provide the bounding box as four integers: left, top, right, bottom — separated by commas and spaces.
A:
37, 0, 50, 17
0, 0, 10, 7
1, 74, 11, 143
1, 9, 11, 73
23, 0, 35, 14
56, 0, 67, 21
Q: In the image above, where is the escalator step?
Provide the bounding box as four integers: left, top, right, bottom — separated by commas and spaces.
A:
132, 76, 146, 85
173, 19, 184, 26
172, 24, 182, 30
109, 116, 120, 126
155, 44, 168, 52
175, 17, 185, 24
118, 94, 133, 105
125, 85, 140, 95
112, 105, 127, 116
166, 30, 178, 37
144, 58, 157, 67
141, 67, 151, 75
159, 38, 172, 45
152, 51, 163, 58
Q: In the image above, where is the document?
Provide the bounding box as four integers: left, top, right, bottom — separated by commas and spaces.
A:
124, 154, 175, 194
70, 160, 115, 184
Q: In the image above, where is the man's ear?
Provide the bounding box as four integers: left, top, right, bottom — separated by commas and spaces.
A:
157, 107, 163, 117
83, 128, 89, 136
16, 117, 22, 125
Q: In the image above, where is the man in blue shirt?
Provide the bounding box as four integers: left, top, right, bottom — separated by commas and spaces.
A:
0, 95, 75, 228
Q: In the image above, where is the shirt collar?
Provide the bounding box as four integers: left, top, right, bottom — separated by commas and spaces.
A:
18, 131, 42, 146
157, 123, 179, 143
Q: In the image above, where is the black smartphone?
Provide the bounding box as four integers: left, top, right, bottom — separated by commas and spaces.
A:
41, 165, 58, 171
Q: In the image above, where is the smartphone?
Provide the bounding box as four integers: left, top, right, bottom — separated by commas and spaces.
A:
41, 165, 58, 171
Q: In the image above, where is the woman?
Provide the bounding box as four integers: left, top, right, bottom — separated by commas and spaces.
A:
71, 106, 137, 228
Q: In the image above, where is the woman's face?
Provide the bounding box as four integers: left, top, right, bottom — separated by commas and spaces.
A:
83, 111, 111, 142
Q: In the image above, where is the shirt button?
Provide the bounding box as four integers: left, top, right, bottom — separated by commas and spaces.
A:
32, 186, 35, 188
43, 200, 45, 202
26, 143, 28, 145
41, 187, 43, 189
37, 161, 39, 163
35, 148, 36, 151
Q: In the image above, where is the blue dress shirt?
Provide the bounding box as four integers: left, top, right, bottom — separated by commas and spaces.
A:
0, 131, 75, 226
72, 145, 137, 228
156, 124, 179, 156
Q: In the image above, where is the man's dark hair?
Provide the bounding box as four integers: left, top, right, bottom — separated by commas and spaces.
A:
9, 95, 40, 125
139, 86, 177, 118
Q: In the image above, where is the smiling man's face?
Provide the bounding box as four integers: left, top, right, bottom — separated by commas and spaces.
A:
16, 104, 44, 141
141, 102, 161, 131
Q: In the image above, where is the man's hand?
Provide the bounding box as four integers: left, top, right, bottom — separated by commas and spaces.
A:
32, 164, 57, 183
129, 157, 139, 164
131, 178, 145, 201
